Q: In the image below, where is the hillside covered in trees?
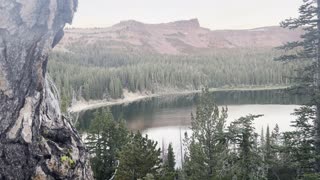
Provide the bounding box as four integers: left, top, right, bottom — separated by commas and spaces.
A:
49, 49, 299, 108
48, 20, 303, 111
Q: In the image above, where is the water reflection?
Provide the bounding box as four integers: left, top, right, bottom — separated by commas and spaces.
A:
75, 89, 304, 132
74, 89, 304, 168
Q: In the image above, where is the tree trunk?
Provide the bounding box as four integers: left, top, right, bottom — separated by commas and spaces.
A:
0, 0, 93, 179
315, 0, 320, 173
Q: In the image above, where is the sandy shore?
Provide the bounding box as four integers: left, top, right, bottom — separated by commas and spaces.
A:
68, 86, 289, 113
68, 89, 199, 113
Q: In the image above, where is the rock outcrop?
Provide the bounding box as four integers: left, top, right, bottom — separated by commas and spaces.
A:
0, 0, 93, 179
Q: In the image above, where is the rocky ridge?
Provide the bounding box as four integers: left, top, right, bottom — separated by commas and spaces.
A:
0, 0, 93, 179
58, 19, 302, 55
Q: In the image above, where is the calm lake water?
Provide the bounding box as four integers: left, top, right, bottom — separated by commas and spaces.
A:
74, 89, 305, 167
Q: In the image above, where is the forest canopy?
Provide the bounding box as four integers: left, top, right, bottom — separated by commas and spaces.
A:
48, 44, 300, 111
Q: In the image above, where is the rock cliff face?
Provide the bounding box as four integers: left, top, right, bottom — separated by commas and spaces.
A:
0, 0, 93, 179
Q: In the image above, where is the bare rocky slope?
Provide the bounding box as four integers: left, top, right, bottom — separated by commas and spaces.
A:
0, 0, 93, 179
58, 19, 302, 55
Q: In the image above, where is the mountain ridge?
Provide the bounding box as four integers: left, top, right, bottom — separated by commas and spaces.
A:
58, 19, 302, 55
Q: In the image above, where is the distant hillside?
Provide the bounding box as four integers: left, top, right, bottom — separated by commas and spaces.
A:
57, 19, 302, 55
49, 19, 303, 111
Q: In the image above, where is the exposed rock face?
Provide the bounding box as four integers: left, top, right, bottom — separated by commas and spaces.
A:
0, 0, 93, 179
57, 19, 302, 55
169, 18, 201, 28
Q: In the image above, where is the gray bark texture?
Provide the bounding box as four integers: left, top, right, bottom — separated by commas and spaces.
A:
316, 0, 320, 173
0, 0, 93, 179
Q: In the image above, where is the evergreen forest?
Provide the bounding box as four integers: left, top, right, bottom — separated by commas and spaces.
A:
48, 47, 300, 111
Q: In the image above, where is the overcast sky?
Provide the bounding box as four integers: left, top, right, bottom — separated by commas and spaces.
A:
70, 0, 302, 30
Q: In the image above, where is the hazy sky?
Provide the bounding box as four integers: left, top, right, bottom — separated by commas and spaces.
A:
70, 0, 302, 30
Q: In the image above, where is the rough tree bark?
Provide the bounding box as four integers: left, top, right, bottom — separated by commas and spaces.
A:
316, 0, 320, 173
0, 0, 93, 179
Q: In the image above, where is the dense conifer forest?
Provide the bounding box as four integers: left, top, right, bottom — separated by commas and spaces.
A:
48, 46, 299, 111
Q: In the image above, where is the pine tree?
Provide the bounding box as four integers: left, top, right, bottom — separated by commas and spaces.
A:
272, 106, 316, 179
183, 88, 228, 179
260, 127, 265, 148
265, 125, 272, 164
275, 0, 320, 171
166, 143, 176, 172
291, 106, 316, 178
228, 115, 265, 180
266, 124, 283, 180
116, 132, 162, 179
86, 109, 128, 180
259, 127, 267, 178
162, 143, 177, 180
265, 125, 280, 179
277, 131, 298, 179
271, 124, 281, 148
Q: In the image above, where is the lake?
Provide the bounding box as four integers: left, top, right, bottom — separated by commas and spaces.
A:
73, 89, 305, 168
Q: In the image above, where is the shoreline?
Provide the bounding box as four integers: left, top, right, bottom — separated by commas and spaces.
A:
68, 86, 289, 113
